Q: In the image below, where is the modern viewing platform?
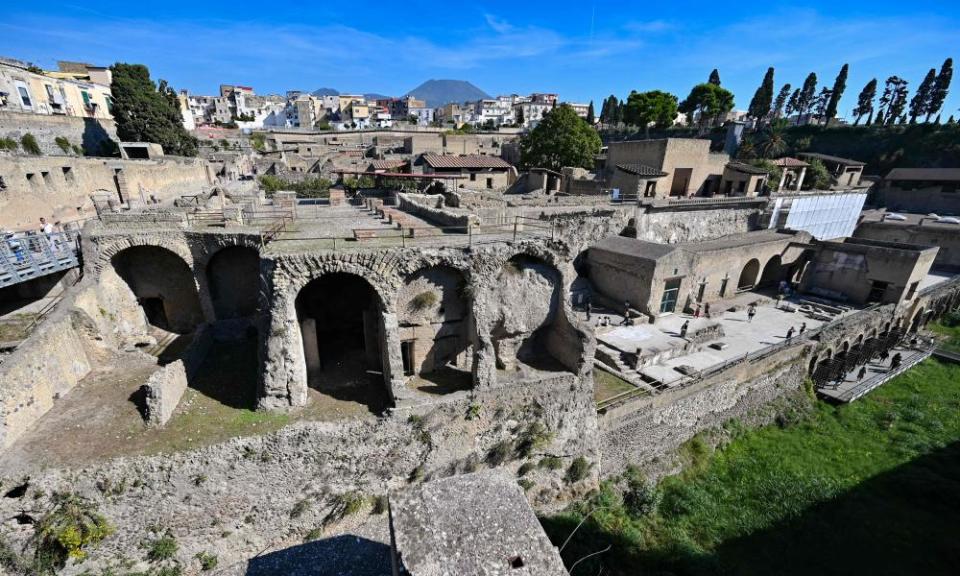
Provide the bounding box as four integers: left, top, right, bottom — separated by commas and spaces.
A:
1, 231, 80, 289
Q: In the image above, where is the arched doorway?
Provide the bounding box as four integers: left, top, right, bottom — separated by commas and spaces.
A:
295, 273, 389, 412
909, 308, 925, 333
111, 246, 203, 334
398, 266, 472, 393
738, 259, 761, 291
206, 246, 260, 320
759, 255, 783, 288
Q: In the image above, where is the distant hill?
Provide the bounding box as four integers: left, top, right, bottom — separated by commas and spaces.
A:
406, 79, 490, 108
363, 93, 392, 101
311, 87, 339, 97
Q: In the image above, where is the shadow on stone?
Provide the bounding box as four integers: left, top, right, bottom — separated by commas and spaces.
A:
243, 535, 394, 576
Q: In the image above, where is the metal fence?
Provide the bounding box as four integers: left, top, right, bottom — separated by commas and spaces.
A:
1, 231, 80, 289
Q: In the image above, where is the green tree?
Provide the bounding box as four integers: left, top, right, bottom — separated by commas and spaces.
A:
928, 58, 953, 122
910, 68, 937, 123
586, 100, 595, 125
795, 73, 818, 124
803, 158, 832, 190
708, 69, 721, 86
20, 133, 41, 155
519, 103, 601, 171
812, 87, 833, 123
515, 105, 525, 126
678, 83, 734, 133
772, 84, 792, 119
755, 120, 789, 159
852, 79, 877, 125
623, 90, 678, 137
825, 63, 848, 122
785, 88, 801, 118
748, 67, 775, 125
109, 63, 198, 156
878, 76, 909, 126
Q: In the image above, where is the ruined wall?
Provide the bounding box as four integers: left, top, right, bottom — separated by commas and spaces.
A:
396, 193, 478, 228
0, 304, 95, 449
633, 205, 760, 244
599, 344, 807, 476
0, 373, 598, 575
0, 154, 211, 229
0, 111, 117, 156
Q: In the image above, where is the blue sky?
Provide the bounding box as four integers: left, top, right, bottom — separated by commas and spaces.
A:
2, 1, 958, 120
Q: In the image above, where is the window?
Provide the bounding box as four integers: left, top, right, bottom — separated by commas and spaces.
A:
697, 281, 706, 302
737, 180, 747, 193
41, 171, 52, 185
486, 177, 493, 189
17, 85, 32, 107
62, 166, 74, 183
867, 281, 888, 303
81, 91, 92, 109
469, 172, 476, 181
906, 281, 919, 300
644, 180, 657, 196
0, 176, 6, 190
754, 179, 763, 193
401, 341, 415, 376
45, 85, 55, 100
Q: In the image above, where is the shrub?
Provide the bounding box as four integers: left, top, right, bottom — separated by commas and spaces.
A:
290, 498, 312, 519
71, 144, 83, 155
622, 467, 660, 518
409, 291, 438, 312
515, 422, 553, 458
192, 474, 207, 487
539, 456, 563, 470
146, 532, 177, 562
370, 495, 389, 515
408, 464, 426, 483
332, 492, 365, 518
486, 440, 513, 466
465, 404, 481, 420
943, 310, 960, 328
195, 551, 218, 571
31, 492, 113, 574
20, 133, 41, 155
250, 132, 266, 152
303, 527, 323, 542
565, 457, 592, 484
55, 136, 71, 153
517, 462, 536, 477
0, 137, 19, 151
518, 478, 535, 491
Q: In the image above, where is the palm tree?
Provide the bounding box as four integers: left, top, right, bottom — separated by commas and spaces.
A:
757, 121, 788, 159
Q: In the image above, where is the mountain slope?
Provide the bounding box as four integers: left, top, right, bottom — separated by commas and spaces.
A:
406, 79, 490, 107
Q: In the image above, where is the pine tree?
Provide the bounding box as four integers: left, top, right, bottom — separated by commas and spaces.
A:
772, 84, 791, 119
708, 69, 721, 86
785, 88, 801, 118
586, 100, 595, 125
748, 67, 775, 126
825, 63, 848, 123
927, 58, 953, 122
947, 115, 956, 124
910, 68, 937, 123
516, 105, 525, 127
874, 109, 885, 126
813, 87, 833, 123
852, 79, 877, 126
110, 63, 197, 156
887, 77, 910, 124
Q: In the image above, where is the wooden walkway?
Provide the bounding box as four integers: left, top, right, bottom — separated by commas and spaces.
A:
817, 345, 934, 403
1, 231, 80, 289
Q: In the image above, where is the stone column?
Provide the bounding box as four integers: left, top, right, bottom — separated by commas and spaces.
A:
379, 311, 407, 402
796, 167, 806, 191
777, 169, 787, 192
301, 318, 320, 373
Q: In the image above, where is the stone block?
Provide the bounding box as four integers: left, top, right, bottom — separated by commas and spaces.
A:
142, 360, 188, 427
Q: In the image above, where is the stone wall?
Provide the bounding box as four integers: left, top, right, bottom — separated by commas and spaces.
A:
396, 193, 478, 228
0, 111, 117, 156
143, 360, 188, 427
0, 302, 96, 449
633, 205, 760, 244
0, 154, 212, 229
599, 344, 807, 476
0, 372, 598, 575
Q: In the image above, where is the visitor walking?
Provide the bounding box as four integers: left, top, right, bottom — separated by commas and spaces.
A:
680, 320, 690, 338
799, 322, 806, 336
857, 366, 867, 380
747, 303, 757, 323
785, 326, 794, 341
704, 302, 711, 319
891, 353, 902, 369
585, 300, 592, 321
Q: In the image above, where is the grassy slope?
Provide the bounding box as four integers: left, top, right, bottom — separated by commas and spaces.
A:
544, 358, 960, 576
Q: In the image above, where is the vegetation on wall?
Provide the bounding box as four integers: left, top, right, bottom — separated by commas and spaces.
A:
0, 137, 18, 151
258, 175, 332, 198
109, 63, 198, 157
31, 493, 113, 574
20, 133, 41, 155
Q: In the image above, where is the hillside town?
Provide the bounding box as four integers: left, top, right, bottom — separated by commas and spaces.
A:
0, 33, 959, 576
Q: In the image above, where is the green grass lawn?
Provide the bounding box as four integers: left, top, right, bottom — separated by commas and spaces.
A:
930, 318, 960, 353
544, 358, 960, 576
594, 368, 641, 404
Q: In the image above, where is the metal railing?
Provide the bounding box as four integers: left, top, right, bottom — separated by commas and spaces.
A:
1, 231, 80, 289
266, 215, 557, 251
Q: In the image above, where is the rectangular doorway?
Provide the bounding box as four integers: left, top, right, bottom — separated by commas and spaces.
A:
660, 278, 682, 314
670, 168, 692, 196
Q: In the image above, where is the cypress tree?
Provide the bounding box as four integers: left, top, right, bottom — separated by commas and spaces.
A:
796, 73, 818, 123
852, 79, 877, 126
927, 58, 953, 122
910, 68, 937, 123
708, 69, 721, 86
748, 67, 775, 125
772, 84, 791, 119
825, 63, 848, 122
586, 100, 595, 125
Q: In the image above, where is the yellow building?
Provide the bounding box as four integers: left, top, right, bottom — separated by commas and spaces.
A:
0, 58, 113, 120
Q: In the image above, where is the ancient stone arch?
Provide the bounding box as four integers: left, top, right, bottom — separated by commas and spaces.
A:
206, 246, 261, 320
759, 254, 783, 288
738, 258, 761, 291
